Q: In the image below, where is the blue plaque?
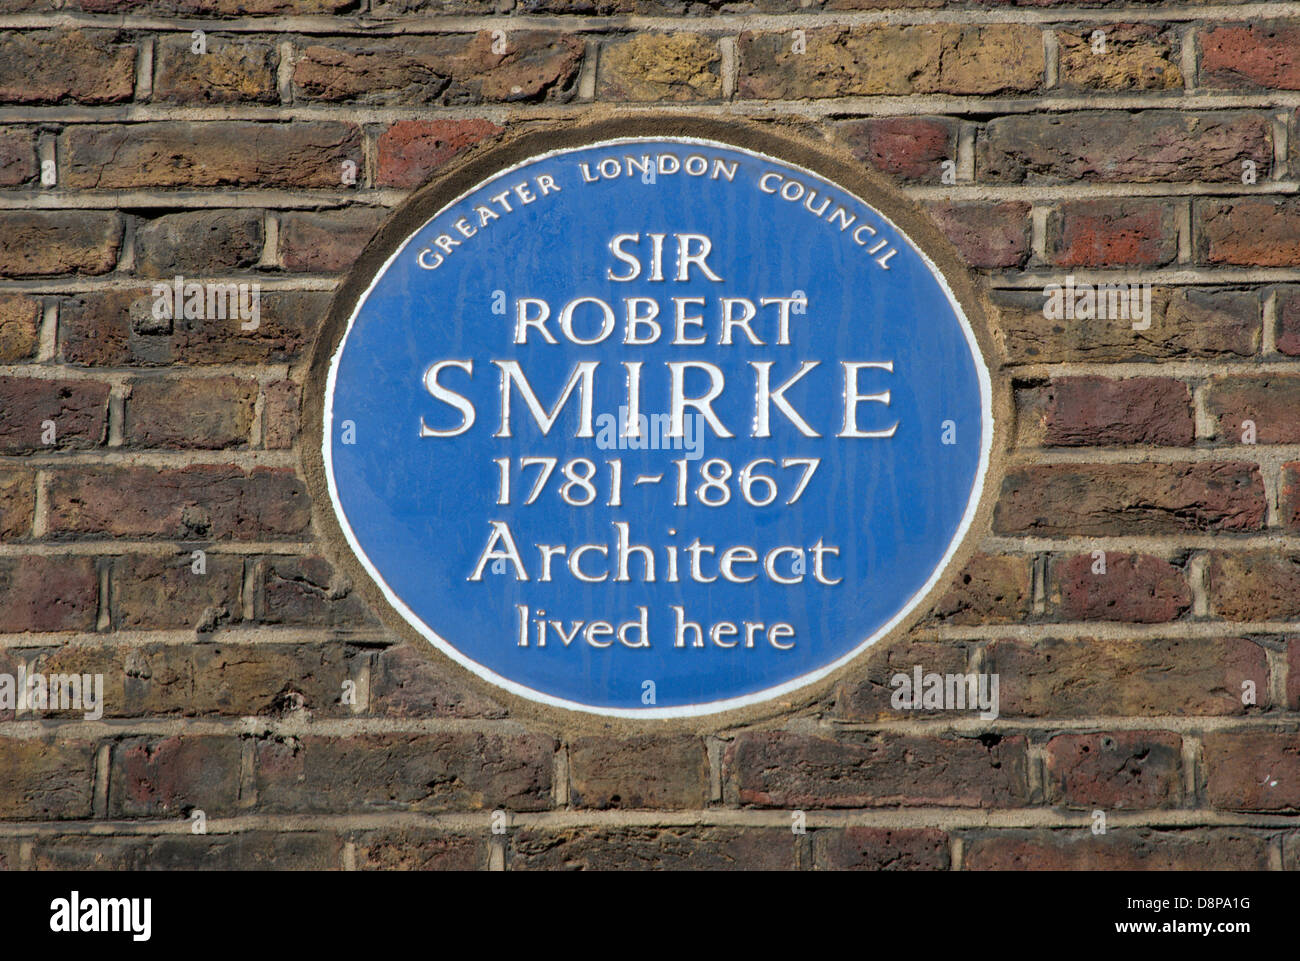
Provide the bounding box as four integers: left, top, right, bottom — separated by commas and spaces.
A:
316, 128, 995, 718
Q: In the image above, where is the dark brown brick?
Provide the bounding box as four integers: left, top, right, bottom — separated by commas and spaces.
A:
255, 555, 378, 628
375, 119, 503, 189
152, 34, 279, 104
926, 202, 1031, 269
926, 553, 1033, 626
994, 462, 1266, 536
1016, 377, 1194, 447
0, 470, 33, 540
568, 736, 709, 809
0, 377, 109, 453
262, 379, 300, 450
837, 117, 955, 183
352, 831, 486, 870
508, 826, 799, 870
0, 738, 95, 819
1050, 553, 1191, 623
108, 736, 242, 817
818, 827, 949, 870
278, 209, 385, 272
834, 639, 974, 721
1209, 552, 1300, 621
47, 465, 311, 540
0, 126, 36, 187
1044, 731, 1183, 809
723, 731, 1028, 808
964, 829, 1269, 870
0, 29, 135, 104
0, 211, 121, 277
0, 556, 98, 632
0, 295, 41, 362
371, 645, 509, 719
1205, 377, 1300, 444
125, 375, 257, 449
113, 552, 244, 631
32, 831, 343, 870
1204, 733, 1300, 811
133, 210, 264, 278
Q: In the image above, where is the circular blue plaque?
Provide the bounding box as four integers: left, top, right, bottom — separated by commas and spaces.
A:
320, 133, 994, 717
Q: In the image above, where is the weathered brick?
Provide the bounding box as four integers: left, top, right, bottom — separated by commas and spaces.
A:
0, 30, 135, 104
599, 33, 721, 101
263, 379, 300, 450
1015, 377, 1194, 447
979, 111, 1270, 183
508, 827, 798, 870
278, 209, 385, 272
133, 210, 264, 278
108, 736, 242, 817
351, 831, 485, 870
1209, 552, 1300, 621
80, 0, 357, 12
1057, 24, 1182, 90
63, 122, 362, 190
371, 645, 509, 719
0, 295, 40, 362
834, 639, 974, 721
125, 375, 257, 449
1278, 287, 1300, 357
988, 636, 1270, 717
0, 556, 98, 632
292, 33, 583, 105
836, 117, 955, 183
818, 827, 949, 870
0, 127, 36, 187
994, 286, 1260, 365
0, 211, 121, 277
0, 739, 95, 819
1205, 377, 1300, 444
926, 553, 1033, 626
153, 34, 279, 104
253, 733, 555, 813
1048, 199, 1177, 268
1049, 553, 1191, 623
376, 119, 502, 189
1200, 22, 1300, 90
994, 462, 1266, 536
1044, 731, 1183, 809
1286, 463, 1300, 530
256, 555, 378, 628
113, 552, 244, 630
568, 736, 709, 809
47, 465, 311, 540
1204, 733, 1300, 811
723, 731, 1028, 808
738, 25, 1043, 98
1289, 639, 1300, 710
60, 289, 323, 367
0, 377, 109, 453
0, 470, 33, 540
1199, 198, 1300, 267
964, 829, 1269, 870
32, 831, 343, 870
926, 202, 1031, 269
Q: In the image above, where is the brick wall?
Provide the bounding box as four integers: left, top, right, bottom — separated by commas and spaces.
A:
1, 0, 1298, 870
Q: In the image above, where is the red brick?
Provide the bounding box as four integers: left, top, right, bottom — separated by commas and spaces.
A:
1017, 376, 1193, 447
278, 209, 385, 272
1200, 23, 1300, 90
376, 119, 503, 189
253, 733, 555, 813
1205, 377, 1300, 444
59, 289, 323, 367
1048, 199, 1177, 268
979, 111, 1269, 183
0, 556, 98, 632
818, 827, 949, 870
988, 636, 1270, 717
1044, 731, 1183, 809
293, 33, 583, 105
994, 462, 1266, 536
0, 377, 109, 453
0, 30, 135, 104
926, 201, 1031, 269
1199, 198, 1300, 267
723, 731, 1029, 808
47, 465, 310, 540
125, 376, 257, 449
108, 736, 242, 817
836, 116, 955, 182
62, 122, 362, 190
1050, 553, 1191, 623
0, 739, 95, 819
1204, 733, 1300, 811
0, 211, 121, 277
1278, 287, 1300, 357
964, 829, 1269, 870
568, 736, 709, 809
